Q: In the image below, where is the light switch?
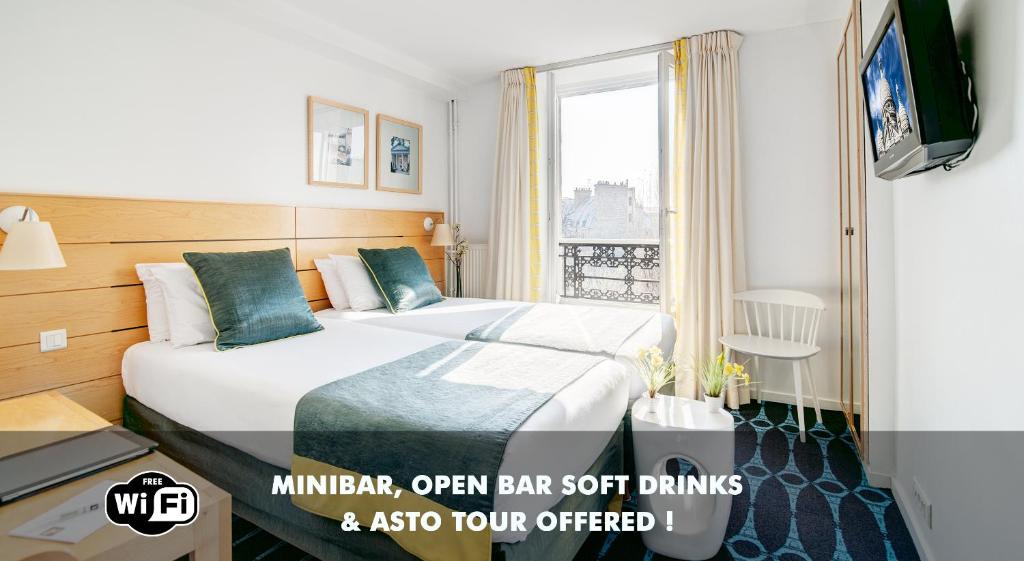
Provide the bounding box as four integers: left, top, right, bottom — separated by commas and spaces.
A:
40, 328, 67, 352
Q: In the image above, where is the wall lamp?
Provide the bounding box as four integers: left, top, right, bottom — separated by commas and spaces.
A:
0, 205, 66, 270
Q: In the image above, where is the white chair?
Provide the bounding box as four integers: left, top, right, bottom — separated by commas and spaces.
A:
719, 290, 824, 442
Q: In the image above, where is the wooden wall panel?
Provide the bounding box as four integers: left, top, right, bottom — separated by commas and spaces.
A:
308, 299, 332, 313
296, 207, 443, 238
0, 194, 295, 243
0, 192, 442, 421
0, 286, 145, 348
59, 375, 126, 423
298, 270, 328, 301
0, 240, 296, 297
295, 236, 442, 270
425, 258, 445, 281
0, 329, 146, 400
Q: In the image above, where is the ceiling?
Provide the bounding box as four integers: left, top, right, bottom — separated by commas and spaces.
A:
278, 0, 849, 87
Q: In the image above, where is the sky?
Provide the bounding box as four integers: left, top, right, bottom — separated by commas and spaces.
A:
864, 17, 913, 155
559, 84, 660, 208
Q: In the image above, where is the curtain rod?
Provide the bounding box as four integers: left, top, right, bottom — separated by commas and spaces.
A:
534, 41, 674, 73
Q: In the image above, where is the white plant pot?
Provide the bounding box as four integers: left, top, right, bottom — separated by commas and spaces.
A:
704, 393, 725, 411
640, 392, 662, 418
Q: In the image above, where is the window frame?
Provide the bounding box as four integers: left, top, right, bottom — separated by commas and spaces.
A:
545, 70, 661, 304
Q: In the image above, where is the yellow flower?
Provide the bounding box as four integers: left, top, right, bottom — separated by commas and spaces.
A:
716, 353, 724, 366
724, 363, 734, 375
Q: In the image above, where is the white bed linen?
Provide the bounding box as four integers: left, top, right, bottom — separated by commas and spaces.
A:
316, 298, 677, 401
122, 318, 627, 543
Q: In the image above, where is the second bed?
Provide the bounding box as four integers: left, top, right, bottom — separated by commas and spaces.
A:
315, 297, 677, 401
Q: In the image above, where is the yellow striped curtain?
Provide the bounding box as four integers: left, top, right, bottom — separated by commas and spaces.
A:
488, 67, 543, 302
524, 68, 542, 302
667, 31, 748, 408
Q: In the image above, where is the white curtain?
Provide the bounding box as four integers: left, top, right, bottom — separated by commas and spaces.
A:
670, 31, 749, 408
488, 68, 540, 301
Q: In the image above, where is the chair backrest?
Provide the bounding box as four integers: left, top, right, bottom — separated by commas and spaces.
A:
734, 289, 825, 347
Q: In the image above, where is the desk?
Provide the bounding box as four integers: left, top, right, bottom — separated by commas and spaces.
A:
0, 392, 231, 561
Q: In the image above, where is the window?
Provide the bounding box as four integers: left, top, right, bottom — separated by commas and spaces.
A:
547, 56, 664, 307
559, 84, 660, 243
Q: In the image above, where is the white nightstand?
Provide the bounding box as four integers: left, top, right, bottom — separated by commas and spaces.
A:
631, 395, 735, 561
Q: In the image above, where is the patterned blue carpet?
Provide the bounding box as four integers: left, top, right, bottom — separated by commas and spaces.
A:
229, 401, 920, 561
575, 401, 920, 561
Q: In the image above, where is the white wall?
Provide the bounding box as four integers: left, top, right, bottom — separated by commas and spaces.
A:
456, 78, 500, 243
0, 0, 450, 212
861, 0, 1024, 559
739, 19, 846, 409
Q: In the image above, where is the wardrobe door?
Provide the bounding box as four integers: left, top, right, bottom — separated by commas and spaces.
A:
837, 40, 853, 434
837, 0, 867, 457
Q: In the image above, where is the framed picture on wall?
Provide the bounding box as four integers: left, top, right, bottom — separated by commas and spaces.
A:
307, 96, 369, 188
376, 114, 422, 194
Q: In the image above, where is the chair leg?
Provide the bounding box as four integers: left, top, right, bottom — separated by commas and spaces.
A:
792, 361, 806, 443
722, 347, 733, 406
753, 356, 762, 401
804, 358, 823, 426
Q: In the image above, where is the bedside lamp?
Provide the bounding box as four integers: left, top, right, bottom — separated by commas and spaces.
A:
430, 223, 454, 247
0, 206, 66, 270
431, 223, 461, 297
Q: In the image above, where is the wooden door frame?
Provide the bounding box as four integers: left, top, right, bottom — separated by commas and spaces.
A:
836, 0, 870, 461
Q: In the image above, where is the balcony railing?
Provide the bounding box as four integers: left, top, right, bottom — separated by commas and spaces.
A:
559, 240, 660, 305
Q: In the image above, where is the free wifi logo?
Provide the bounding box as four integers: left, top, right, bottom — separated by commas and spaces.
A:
105, 471, 199, 536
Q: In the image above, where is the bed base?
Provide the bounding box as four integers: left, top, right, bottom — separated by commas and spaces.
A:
123, 396, 623, 561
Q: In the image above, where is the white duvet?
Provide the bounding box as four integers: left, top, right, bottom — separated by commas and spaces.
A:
316, 297, 677, 401
121, 318, 628, 543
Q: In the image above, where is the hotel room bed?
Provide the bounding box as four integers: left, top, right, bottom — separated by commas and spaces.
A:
121, 318, 628, 559
315, 297, 677, 401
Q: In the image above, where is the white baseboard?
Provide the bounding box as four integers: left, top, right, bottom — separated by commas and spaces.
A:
890, 477, 935, 561
866, 468, 892, 488
755, 389, 861, 414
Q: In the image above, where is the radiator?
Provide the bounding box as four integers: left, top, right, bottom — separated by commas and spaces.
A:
451, 244, 488, 298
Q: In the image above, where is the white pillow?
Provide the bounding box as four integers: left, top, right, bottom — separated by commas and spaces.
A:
330, 254, 384, 311
150, 264, 217, 348
314, 258, 350, 310
135, 264, 172, 342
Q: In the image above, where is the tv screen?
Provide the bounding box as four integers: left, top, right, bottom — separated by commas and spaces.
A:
863, 17, 914, 161
860, 0, 974, 180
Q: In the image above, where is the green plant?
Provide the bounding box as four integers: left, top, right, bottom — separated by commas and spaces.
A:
447, 224, 470, 266
696, 352, 750, 398
636, 346, 676, 399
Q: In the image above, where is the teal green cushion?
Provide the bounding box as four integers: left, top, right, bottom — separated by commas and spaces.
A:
357, 247, 443, 313
183, 248, 322, 351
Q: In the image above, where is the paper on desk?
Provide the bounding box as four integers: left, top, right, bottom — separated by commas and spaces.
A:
9, 480, 115, 543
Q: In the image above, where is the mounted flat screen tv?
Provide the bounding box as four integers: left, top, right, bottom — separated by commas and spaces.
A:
861, 0, 974, 180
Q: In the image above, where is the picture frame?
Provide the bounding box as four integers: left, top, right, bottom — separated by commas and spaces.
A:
307, 96, 369, 189
376, 114, 422, 194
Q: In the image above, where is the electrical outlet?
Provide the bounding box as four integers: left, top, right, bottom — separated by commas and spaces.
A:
40, 328, 67, 352
912, 477, 933, 529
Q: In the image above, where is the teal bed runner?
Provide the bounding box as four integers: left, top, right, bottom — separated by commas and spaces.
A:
293, 340, 605, 513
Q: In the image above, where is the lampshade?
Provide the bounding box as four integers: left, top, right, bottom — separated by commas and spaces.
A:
0, 221, 67, 270
431, 223, 454, 246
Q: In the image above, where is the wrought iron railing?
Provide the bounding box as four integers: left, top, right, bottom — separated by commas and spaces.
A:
559, 240, 660, 305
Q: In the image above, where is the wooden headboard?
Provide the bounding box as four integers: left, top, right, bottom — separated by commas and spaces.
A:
0, 193, 445, 422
